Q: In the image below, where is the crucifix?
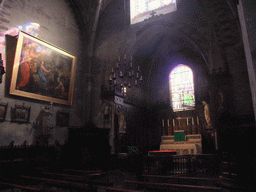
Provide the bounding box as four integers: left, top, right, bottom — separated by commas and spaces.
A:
150, 10, 157, 18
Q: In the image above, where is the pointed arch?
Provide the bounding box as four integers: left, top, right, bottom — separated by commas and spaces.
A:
170, 64, 195, 111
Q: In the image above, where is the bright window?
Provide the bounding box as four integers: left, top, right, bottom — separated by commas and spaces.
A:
130, 0, 177, 25
170, 64, 195, 111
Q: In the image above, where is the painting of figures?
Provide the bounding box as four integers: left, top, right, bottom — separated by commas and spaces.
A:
10, 31, 76, 105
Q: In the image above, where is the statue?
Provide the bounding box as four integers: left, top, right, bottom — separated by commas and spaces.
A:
202, 100, 212, 127
118, 111, 126, 134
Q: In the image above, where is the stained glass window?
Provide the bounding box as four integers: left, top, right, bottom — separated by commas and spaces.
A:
170, 64, 195, 111
130, 0, 177, 25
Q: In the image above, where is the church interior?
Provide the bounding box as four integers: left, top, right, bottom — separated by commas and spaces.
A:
0, 0, 256, 191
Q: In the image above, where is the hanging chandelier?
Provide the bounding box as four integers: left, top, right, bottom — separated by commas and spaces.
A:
107, 55, 143, 100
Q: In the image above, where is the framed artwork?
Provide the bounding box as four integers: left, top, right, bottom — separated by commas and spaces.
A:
56, 111, 69, 127
10, 31, 76, 105
11, 103, 31, 124
0, 103, 8, 122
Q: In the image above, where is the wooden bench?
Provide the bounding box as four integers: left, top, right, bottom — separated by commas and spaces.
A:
19, 175, 94, 191
125, 180, 222, 192
63, 169, 104, 175
104, 186, 143, 192
0, 181, 43, 191
142, 174, 221, 187
40, 171, 113, 186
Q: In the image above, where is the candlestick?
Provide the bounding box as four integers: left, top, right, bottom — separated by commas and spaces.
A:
167, 119, 169, 126
162, 119, 164, 127
173, 119, 175, 126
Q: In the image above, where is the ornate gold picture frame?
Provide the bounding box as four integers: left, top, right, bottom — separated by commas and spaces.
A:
10, 31, 76, 105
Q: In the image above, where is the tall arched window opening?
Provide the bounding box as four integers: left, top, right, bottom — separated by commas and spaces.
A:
130, 0, 177, 25
170, 64, 195, 111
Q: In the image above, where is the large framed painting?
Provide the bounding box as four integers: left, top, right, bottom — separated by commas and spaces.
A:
10, 31, 76, 105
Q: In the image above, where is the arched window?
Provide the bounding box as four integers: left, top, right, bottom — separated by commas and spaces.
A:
130, 0, 177, 25
170, 64, 195, 111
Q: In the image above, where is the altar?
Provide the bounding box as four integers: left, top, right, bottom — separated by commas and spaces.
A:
160, 116, 203, 155
160, 134, 202, 155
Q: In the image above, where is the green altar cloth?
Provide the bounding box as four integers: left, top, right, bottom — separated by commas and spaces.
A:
174, 130, 185, 141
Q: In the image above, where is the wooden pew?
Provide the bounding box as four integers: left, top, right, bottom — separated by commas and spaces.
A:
0, 181, 43, 191
63, 169, 104, 176
19, 175, 95, 191
142, 174, 221, 187
104, 186, 143, 192
40, 171, 113, 186
124, 180, 222, 192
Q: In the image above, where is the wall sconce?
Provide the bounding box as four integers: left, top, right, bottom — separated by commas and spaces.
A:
107, 55, 143, 96
102, 54, 143, 101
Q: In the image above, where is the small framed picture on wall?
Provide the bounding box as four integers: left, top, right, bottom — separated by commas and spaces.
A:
0, 103, 8, 122
11, 103, 31, 124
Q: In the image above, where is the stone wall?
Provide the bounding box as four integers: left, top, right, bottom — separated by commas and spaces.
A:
0, 0, 84, 146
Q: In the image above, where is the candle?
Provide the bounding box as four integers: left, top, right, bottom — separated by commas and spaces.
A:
138, 66, 140, 71
197, 117, 199, 124
162, 119, 164, 127
132, 70, 134, 76
120, 71, 123, 77
118, 56, 121, 61
130, 62, 133, 67
113, 73, 116, 78
187, 118, 189, 125
116, 62, 119, 68
131, 56, 133, 60
167, 119, 169, 126
135, 80, 137, 85
124, 55, 126, 60
136, 73, 139, 78
129, 71, 131, 76
112, 68, 114, 73
140, 76, 143, 81
192, 117, 194, 125
173, 119, 175, 126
